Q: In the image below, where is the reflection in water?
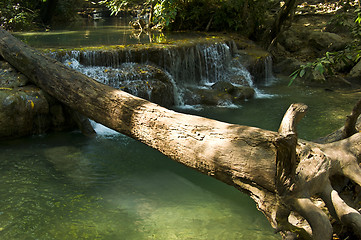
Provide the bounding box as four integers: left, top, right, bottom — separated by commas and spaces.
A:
13, 18, 204, 49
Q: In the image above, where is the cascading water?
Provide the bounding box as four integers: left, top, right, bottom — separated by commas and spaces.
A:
264, 55, 276, 86
54, 40, 273, 108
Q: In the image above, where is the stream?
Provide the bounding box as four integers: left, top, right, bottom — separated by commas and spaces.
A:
2, 19, 361, 240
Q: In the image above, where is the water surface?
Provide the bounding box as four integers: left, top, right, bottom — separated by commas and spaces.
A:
13, 18, 205, 49
1, 125, 279, 240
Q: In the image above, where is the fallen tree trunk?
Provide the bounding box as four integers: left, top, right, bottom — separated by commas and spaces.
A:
1, 28, 361, 239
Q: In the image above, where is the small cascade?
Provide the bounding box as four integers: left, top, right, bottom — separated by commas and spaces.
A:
52, 42, 233, 85
66, 59, 177, 107
264, 55, 276, 86
53, 39, 274, 108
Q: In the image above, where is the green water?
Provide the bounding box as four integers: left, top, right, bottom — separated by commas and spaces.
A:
183, 80, 361, 141
1, 77, 360, 239
12, 18, 205, 49
0, 124, 278, 240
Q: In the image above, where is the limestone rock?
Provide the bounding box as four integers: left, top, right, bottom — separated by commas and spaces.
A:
91, 63, 175, 107
0, 62, 79, 139
0, 60, 29, 87
273, 57, 304, 76
349, 60, 361, 78
0, 86, 49, 138
308, 31, 347, 52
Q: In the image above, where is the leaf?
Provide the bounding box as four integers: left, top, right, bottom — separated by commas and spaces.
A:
315, 63, 325, 75
341, 58, 349, 66
326, 66, 334, 75
289, 69, 299, 78
288, 74, 298, 87
28, 100, 35, 109
299, 69, 306, 77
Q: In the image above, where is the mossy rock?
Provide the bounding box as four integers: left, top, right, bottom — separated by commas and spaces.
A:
188, 82, 255, 106
0, 62, 78, 139
0, 60, 29, 87
0, 86, 49, 138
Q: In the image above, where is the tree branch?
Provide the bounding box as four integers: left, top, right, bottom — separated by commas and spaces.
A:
275, 103, 308, 194
342, 97, 361, 139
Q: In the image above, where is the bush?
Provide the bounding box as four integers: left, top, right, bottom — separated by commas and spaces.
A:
0, 0, 41, 31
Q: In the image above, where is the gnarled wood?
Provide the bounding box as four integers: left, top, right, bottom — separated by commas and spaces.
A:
342, 97, 361, 139
1, 28, 361, 239
276, 103, 308, 195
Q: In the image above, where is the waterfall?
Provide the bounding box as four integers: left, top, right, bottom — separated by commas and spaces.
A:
264, 55, 276, 86
52, 40, 273, 108
52, 42, 233, 84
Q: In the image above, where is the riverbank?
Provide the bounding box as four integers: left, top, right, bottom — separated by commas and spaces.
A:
270, 0, 361, 90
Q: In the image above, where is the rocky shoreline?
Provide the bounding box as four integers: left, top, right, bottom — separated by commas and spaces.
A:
270, 1, 361, 89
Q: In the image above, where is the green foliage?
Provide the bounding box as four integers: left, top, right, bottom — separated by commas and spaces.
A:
352, 8, 361, 41
99, 0, 267, 35
0, 0, 41, 30
99, 0, 131, 15
170, 0, 266, 35
153, 0, 178, 27
51, 0, 86, 22
99, 0, 178, 28
289, 7, 361, 86
328, 12, 353, 31
288, 49, 359, 86
0, 0, 87, 30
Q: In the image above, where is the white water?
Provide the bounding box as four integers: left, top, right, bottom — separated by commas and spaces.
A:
60, 41, 276, 109
90, 120, 120, 138
264, 55, 277, 86
229, 56, 274, 99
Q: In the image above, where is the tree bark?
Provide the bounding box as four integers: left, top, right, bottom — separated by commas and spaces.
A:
1, 28, 361, 239
267, 0, 297, 48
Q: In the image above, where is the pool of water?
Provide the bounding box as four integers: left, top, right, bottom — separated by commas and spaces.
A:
12, 18, 205, 49
1, 76, 360, 239
0, 123, 279, 240
183, 79, 361, 141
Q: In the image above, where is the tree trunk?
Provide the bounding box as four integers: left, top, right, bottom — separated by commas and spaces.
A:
40, 0, 59, 25
267, 0, 297, 48
1, 28, 361, 239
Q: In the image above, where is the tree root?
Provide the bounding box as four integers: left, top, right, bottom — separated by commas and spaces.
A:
275, 103, 361, 239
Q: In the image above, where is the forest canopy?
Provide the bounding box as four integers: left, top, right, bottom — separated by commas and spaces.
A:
1, 0, 360, 40
0, 0, 269, 36
0, 0, 90, 30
